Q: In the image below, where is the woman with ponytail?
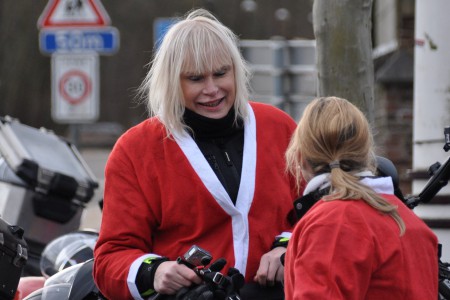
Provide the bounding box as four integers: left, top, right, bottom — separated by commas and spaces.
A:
284, 96, 438, 299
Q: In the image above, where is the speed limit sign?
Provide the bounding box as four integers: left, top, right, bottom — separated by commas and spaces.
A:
51, 53, 99, 123
59, 70, 92, 105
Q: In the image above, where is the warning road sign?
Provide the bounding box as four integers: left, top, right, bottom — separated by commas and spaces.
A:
52, 53, 99, 123
38, 0, 111, 28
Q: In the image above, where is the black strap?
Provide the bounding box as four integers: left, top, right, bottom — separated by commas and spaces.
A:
293, 187, 330, 221
136, 257, 169, 297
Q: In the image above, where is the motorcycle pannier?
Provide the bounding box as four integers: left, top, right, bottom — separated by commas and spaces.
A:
0, 116, 98, 275
0, 217, 28, 300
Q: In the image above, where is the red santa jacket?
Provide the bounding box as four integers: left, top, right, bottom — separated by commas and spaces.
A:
94, 102, 298, 299
284, 177, 438, 300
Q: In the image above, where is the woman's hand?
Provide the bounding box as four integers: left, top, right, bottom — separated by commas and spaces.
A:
253, 247, 286, 286
153, 261, 203, 295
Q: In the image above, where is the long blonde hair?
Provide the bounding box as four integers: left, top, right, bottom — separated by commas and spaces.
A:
139, 8, 250, 136
285, 96, 405, 235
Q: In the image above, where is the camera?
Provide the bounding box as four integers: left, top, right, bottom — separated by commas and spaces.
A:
177, 245, 213, 269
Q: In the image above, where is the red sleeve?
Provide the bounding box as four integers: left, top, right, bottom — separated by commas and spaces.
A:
93, 129, 162, 299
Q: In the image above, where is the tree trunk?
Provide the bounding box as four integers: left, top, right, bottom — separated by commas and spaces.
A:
313, 0, 374, 123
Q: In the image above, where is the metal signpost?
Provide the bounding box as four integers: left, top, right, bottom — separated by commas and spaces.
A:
37, 0, 120, 125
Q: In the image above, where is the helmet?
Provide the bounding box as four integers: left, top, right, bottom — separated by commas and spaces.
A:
40, 231, 98, 278
375, 156, 405, 202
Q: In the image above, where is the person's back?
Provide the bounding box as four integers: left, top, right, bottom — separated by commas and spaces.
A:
283, 96, 438, 299
285, 192, 438, 299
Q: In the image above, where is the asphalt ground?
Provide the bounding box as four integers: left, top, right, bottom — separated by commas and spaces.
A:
78, 147, 110, 231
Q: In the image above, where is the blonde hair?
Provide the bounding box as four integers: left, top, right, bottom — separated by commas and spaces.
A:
286, 96, 405, 235
139, 8, 250, 136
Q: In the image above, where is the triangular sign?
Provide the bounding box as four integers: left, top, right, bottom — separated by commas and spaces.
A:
37, 0, 111, 28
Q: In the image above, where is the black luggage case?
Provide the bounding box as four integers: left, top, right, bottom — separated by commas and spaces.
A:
0, 217, 28, 300
0, 116, 98, 209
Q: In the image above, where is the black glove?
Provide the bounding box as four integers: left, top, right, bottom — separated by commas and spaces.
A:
152, 258, 245, 300
175, 285, 215, 300
222, 267, 245, 300
201, 266, 245, 300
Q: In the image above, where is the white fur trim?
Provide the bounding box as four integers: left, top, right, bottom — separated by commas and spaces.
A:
172, 103, 256, 275
276, 231, 292, 239
304, 171, 394, 196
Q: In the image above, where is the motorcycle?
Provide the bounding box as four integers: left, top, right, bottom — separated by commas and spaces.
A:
9, 230, 99, 300
19, 231, 102, 300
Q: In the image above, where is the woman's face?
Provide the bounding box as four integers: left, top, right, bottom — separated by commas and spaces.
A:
180, 64, 236, 119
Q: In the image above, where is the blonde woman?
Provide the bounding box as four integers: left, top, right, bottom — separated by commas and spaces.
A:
94, 8, 299, 300
284, 96, 438, 299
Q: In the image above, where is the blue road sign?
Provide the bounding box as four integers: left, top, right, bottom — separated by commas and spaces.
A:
39, 27, 120, 55
154, 18, 177, 49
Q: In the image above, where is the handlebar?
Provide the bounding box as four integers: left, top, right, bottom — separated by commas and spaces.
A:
404, 126, 450, 209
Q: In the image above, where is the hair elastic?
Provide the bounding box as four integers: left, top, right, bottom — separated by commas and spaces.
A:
329, 160, 341, 169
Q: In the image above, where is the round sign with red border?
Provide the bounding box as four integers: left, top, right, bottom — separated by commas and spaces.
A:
59, 70, 92, 105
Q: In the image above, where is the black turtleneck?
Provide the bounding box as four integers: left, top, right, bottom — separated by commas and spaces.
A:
183, 108, 244, 204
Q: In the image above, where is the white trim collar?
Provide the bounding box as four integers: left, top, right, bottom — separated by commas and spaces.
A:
303, 171, 394, 196
171, 103, 256, 275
